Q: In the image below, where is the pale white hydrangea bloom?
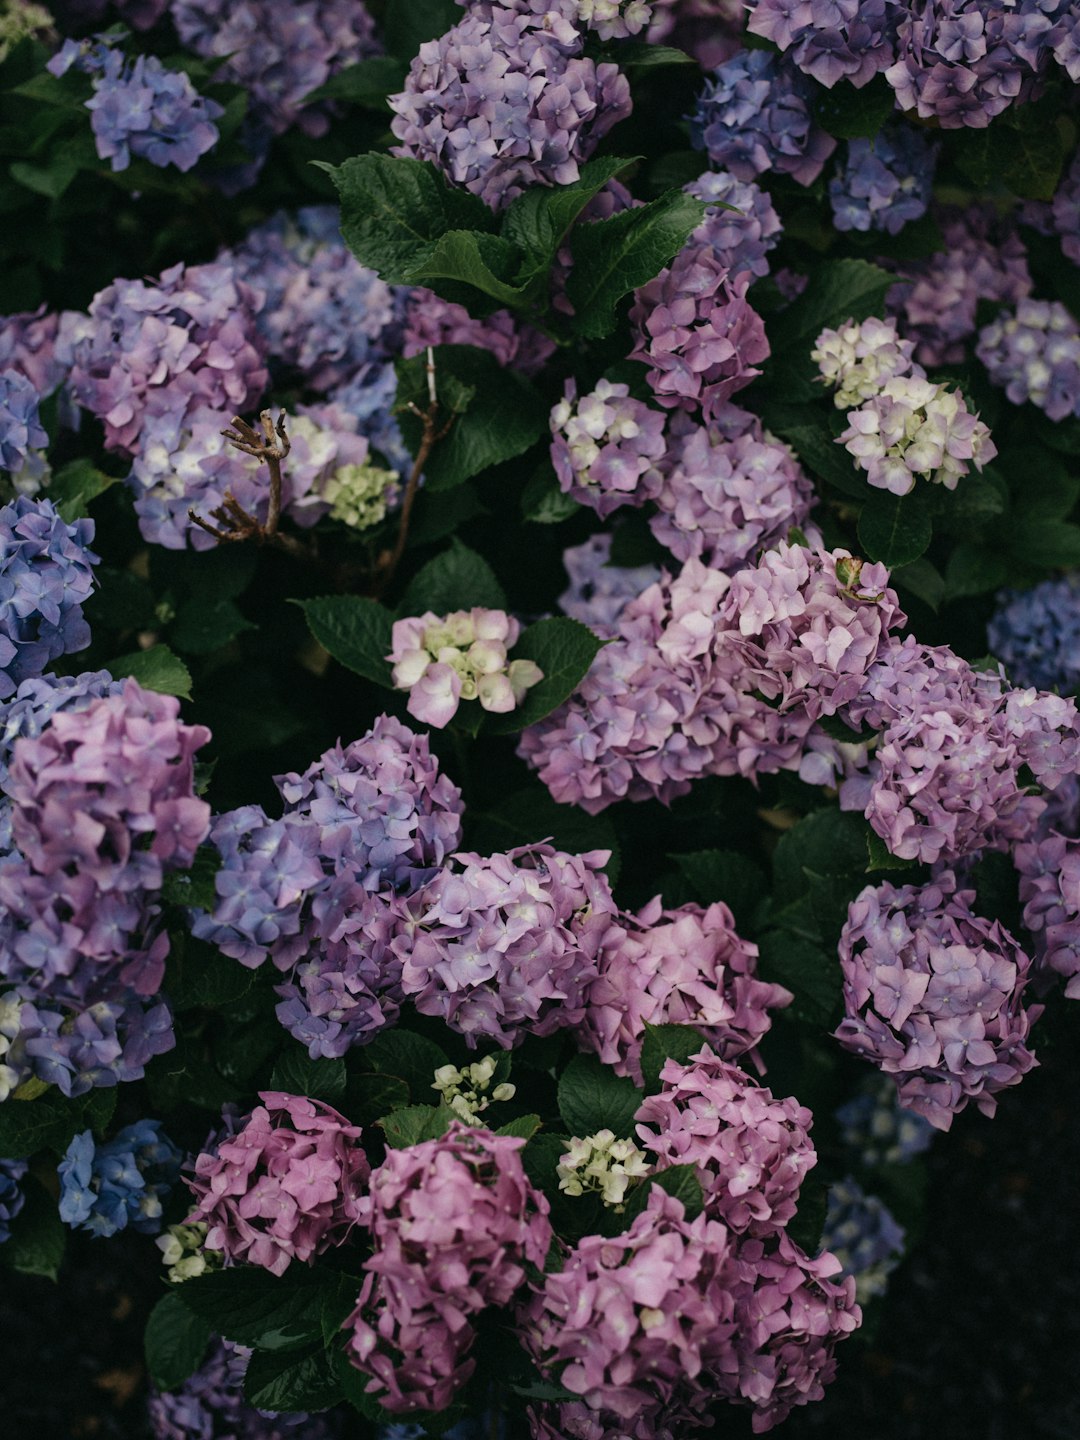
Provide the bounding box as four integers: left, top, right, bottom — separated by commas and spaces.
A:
431, 1055, 516, 1125
557, 1128, 651, 1207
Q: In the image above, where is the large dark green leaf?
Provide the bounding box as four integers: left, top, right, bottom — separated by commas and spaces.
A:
857, 487, 933, 568
557, 1054, 643, 1138
0, 1177, 65, 1281
399, 538, 507, 615
177, 1266, 356, 1350
501, 155, 640, 289
144, 1292, 213, 1391
243, 1343, 343, 1413
639, 1023, 709, 1094
298, 595, 395, 687
486, 617, 606, 734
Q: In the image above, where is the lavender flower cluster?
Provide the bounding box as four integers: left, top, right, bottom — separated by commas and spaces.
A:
0, 370, 48, 484
821, 1177, 905, 1302
1015, 832, 1080, 999
977, 298, 1080, 422
989, 577, 1080, 692
58, 1119, 181, 1237
549, 378, 666, 518
829, 126, 937, 236
684, 170, 783, 281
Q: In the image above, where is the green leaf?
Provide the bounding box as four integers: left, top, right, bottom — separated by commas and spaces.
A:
1005, 519, 1080, 569
380, 1103, 457, 1149
358, 1030, 450, 1101
557, 1054, 643, 1138
857, 487, 933, 568
164, 934, 254, 1013
84, 567, 157, 632
891, 556, 945, 614
177, 1266, 347, 1349
522, 1132, 571, 1199
772, 809, 869, 909
757, 932, 842, 1028
332, 1345, 393, 1423
639, 1023, 709, 1094
943, 543, 1009, 601
243, 1343, 342, 1414
144, 1292, 213, 1391
0, 1177, 65, 1281
652, 1163, 705, 1219
161, 847, 223, 914
999, 113, 1066, 201
344, 1071, 411, 1127
496, 1113, 542, 1140
108, 645, 192, 700
521, 469, 579, 524
46, 458, 117, 521
170, 597, 256, 656
399, 538, 506, 615
465, 786, 620, 885
403, 229, 528, 307
10, 157, 79, 199
866, 830, 917, 874
501, 155, 640, 288
382, 0, 461, 62
616, 41, 697, 69
670, 850, 768, 934
787, 1177, 829, 1255
813, 74, 895, 139
485, 617, 605, 734
767, 416, 866, 500
299, 595, 395, 687
565, 189, 707, 339
327, 153, 493, 284
268, 1048, 347, 1105
302, 55, 408, 108
0, 1089, 114, 1160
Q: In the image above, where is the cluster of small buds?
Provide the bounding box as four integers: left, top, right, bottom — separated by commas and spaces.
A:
558, 533, 661, 637
155, 1221, 223, 1284
685, 171, 783, 281
0, 497, 98, 699
388, 609, 543, 730
186, 1092, 369, 1276
636, 1050, 817, 1236
977, 298, 1080, 422
48, 36, 222, 174
389, 3, 631, 210
839, 373, 997, 495
813, 317, 922, 409
549, 379, 666, 518
395, 843, 618, 1048
829, 127, 938, 237
58, 1121, 181, 1238
431, 1055, 516, 1124
835, 1078, 935, 1168
0, 1156, 26, 1243
345, 1124, 552, 1412
835, 876, 1041, 1131
1014, 833, 1080, 999
574, 0, 653, 38
822, 1177, 906, 1304
580, 898, 791, 1083
556, 1130, 651, 1207
320, 462, 399, 532
403, 290, 555, 379
0, 369, 48, 482
988, 577, 1080, 692
629, 245, 770, 422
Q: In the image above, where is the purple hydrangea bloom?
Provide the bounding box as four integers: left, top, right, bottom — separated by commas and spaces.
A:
835, 1077, 935, 1166
0, 308, 66, 400
549, 379, 667, 518
58, 260, 268, 456
813, 315, 922, 408
829, 126, 938, 236
976, 297, 1080, 421
0, 496, 98, 701
1050, 4, 1080, 79
222, 207, 402, 393
402, 289, 555, 378
988, 576, 1080, 692
649, 407, 815, 571
52, 0, 168, 28
58, 1120, 181, 1237
746, 0, 901, 88
395, 842, 618, 1048
822, 1177, 905, 1302
1015, 832, 1080, 998
1022, 150, 1080, 267
691, 49, 836, 185
685, 170, 783, 282
580, 899, 791, 1083
14, 990, 175, 1097
636, 1049, 817, 1235
389, 2, 632, 210
345, 1123, 552, 1413
838, 374, 996, 494
186, 1092, 369, 1276
0, 1156, 27, 1243
629, 245, 770, 421
322, 362, 410, 477
557, 533, 661, 637
0, 369, 48, 478
647, 0, 746, 68
835, 875, 1041, 1131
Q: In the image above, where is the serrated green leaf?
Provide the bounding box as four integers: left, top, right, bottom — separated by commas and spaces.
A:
109, 645, 192, 700
501, 155, 640, 287
557, 1054, 643, 1138
767, 259, 895, 402
177, 1266, 345, 1348
268, 1048, 347, 1105
359, 1030, 451, 1100
382, 0, 461, 62
144, 1292, 213, 1391
772, 809, 869, 908
621, 1164, 704, 1226
243, 1343, 342, 1413
344, 1072, 411, 1127
0, 1089, 113, 1160
768, 416, 866, 499
46, 458, 118, 521
496, 1113, 542, 1140
170, 597, 256, 656
857, 487, 933, 568
943, 543, 1009, 601
866, 830, 917, 874
299, 595, 395, 687
616, 41, 696, 69
639, 1023, 709, 1094
403, 229, 528, 306
0, 1177, 65, 1280
380, 1103, 457, 1149
813, 74, 895, 139
565, 188, 706, 339
520, 469, 579, 524
399, 538, 506, 615
670, 849, 768, 934
161, 847, 222, 914
486, 617, 605, 733
891, 556, 945, 614
757, 932, 842, 1028
165, 935, 255, 1012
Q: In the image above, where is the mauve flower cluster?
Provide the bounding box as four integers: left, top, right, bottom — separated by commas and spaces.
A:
48, 36, 222, 174
691, 50, 835, 186
558, 534, 661, 637
550, 379, 666, 518
389, 609, 543, 729
648, 0, 746, 68
0, 497, 97, 700
840, 636, 1080, 863
1023, 151, 1080, 266
888, 204, 1032, 367
186, 1092, 368, 1276
389, 2, 631, 211
649, 408, 815, 571
58, 1120, 181, 1237
0, 672, 121, 811
977, 297, 1080, 421
171, 0, 381, 168
223, 207, 402, 393
835, 876, 1041, 1131
835, 1077, 935, 1167
746, 0, 899, 88
629, 245, 770, 421
0, 307, 66, 400
822, 1177, 905, 1303
0, 370, 47, 480
829, 126, 937, 236
403, 290, 555, 378
684, 170, 783, 281
394, 842, 617, 1048
345, 1124, 552, 1412
0, 1156, 26, 1243
637, 1050, 817, 1236
989, 576, 1080, 692
59, 260, 267, 456
581, 899, 791, 1083
1015, 832, 1080, 998
812, 316, 920, 409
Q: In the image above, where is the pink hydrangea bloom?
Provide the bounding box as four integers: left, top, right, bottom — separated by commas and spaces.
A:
550, 378, 666, 518
395, 843, 618, 1048
835, 876, 1041, 1131
636, 1049, 817, 1236
579, 899, 791, 1083
389, 608, 542, 729
186, 1092, 369, 1275
344, 1123, 552, 1412
402, 288, 555, 376
1015, 832, 1080, 998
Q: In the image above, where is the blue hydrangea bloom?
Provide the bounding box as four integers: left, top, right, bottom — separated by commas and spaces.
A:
58, 1120, 181, 1237
829, 126, 938, 236
836, 1080, 935, 1167
988, 577, 1080, 692
325, 362, 410, 476
822, 1177, 906, 1302
18, 992, 175, 1097
0, 1156, 28, 1243
0, 368, 48, 476
0, 669, 120, 790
